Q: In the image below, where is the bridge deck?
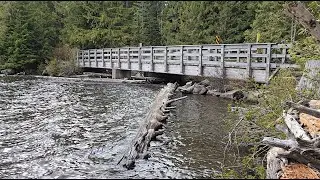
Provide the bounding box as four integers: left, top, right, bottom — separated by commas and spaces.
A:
76, 43, 299, 83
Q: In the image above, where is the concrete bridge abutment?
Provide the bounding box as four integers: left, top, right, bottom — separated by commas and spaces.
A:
112, 68, 131, 79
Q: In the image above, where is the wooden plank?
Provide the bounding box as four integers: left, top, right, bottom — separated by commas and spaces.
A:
153, 52, 165, 56
183, 52, 201, 57
180, 46, 184, 74
167, 52, 181, 56
202, 53, 221, 57
199, 45, 203, 76
247, 44, 252, 78
138, 47, 142, 71
224, 53, 248, 58
266, 44, 271, 82
251, 54, 268, 58
271, 54, 286, 58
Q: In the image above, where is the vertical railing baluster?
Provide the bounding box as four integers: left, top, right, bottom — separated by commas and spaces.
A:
118, 48, 120, 69
220, 45, 225, 78
88, 50, 91, 67
138, 46, 142, 71
128, 47, 131, 70
151, 47, 154, 72
199, 45, 203, 76
164, 47, 168, 72
282, 45, 287, 64
237, 49, 240, 62
102, 49, 105, 67
110, 48, 113, 69
180, 46, 184, 74
95, 49, 98, 67
247, 44, 252, 79
266, 44, 271, 82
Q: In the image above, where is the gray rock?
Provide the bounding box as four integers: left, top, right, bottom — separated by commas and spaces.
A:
1, 69, 15, 75
199, 87, 208, 95
193, 84, 204, 94
199, 79, 210, 86
16, 72, 26, 75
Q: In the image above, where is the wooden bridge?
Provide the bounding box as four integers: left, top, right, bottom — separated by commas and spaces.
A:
76, 43, 299, 83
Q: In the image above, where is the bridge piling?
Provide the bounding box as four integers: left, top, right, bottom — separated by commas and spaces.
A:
112, 69, 131, 79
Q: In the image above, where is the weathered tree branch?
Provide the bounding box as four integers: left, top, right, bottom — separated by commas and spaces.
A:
286, 101, 320, 119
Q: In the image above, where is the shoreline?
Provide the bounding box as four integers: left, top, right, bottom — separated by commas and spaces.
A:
0, 74, 153, 85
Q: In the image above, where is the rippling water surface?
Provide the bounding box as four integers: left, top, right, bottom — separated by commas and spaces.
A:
0, 76, 234, 179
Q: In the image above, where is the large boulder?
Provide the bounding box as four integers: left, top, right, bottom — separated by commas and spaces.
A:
177, 81, 209, 95
199, 85, 209, 95
220, 90, 244, 100
1, 69, 15, 75
192, 84, 202, 94
177, 81, 194, 93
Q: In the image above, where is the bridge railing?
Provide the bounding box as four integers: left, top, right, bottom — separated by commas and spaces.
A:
77, 43, 297, 82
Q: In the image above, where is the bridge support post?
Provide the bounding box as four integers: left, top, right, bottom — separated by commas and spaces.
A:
112, 69, 131, 79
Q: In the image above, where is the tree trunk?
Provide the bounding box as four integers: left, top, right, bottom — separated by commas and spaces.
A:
284, 2, 320, 42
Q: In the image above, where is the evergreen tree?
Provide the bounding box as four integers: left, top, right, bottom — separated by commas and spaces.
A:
244, 1, 292, 43
134, 1, 164, 46
161, 1, 182, 45
1, 1, 61, 72
61, 1, 138, 49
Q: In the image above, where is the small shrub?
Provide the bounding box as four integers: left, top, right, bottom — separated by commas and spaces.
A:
45, 44, 82, 77
289, 36, 320, 68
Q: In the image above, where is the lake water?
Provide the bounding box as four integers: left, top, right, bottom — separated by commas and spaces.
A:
0, 76, 235, 179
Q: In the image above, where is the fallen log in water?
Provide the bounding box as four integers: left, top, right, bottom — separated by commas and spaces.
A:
117, 82, 187, 169
262, 100, 320, 178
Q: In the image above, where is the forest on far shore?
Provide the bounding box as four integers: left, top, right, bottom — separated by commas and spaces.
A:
0, 1, 319, 75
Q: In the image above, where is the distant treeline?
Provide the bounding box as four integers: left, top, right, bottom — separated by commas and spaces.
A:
0, 1, 318, 73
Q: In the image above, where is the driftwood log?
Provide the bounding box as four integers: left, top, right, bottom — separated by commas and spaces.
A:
117, 82, 187, 169
262, 100, 320, 178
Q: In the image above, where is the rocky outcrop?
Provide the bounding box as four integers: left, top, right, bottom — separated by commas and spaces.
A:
177, 79, 210, 95
177, 79, 246, 100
